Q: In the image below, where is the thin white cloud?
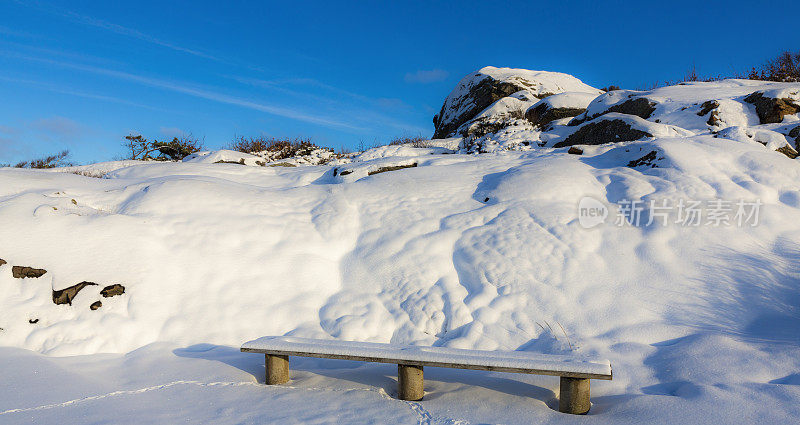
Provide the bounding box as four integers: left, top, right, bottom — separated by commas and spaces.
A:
29, 116, 83, 138
15, 1, 219, 61
404, 69, 449, 84
0, 51, 366, 132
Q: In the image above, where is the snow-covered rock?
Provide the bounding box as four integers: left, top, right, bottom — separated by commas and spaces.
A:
432, 66, 602, 138
525, 91, 599, 127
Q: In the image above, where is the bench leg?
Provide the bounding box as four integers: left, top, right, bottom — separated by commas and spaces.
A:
398, 364, 424, 401
559, 377, 590, 414
265, 354, 289, 385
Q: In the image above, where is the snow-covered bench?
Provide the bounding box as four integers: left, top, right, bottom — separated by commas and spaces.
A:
241, 336, 612, 414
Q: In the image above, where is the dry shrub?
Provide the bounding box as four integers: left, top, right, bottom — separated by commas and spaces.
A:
14, 150, 73, 168
226, 136, 322, 160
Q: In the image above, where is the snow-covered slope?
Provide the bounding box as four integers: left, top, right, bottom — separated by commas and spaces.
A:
2, 73, 800, 423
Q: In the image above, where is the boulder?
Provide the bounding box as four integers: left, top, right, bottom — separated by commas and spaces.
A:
555, 117, 653, 148
570, 94, 657, 126
433, 66, 601, 138
789, 125, 800, 149
90, 301, 102, 311
525, 92, 598, 127
776, 144, 799, 159
100, 284, 126, 298
52, 281, 98, 305
567, 146, 584, 155
0, 258, 5, 267
744, 91, 800, 124
12, 266, 47, 279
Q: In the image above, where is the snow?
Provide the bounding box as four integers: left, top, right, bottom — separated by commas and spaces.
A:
533, 91, 599, 110
1, 76, 800, 423
242, 336, 612, 376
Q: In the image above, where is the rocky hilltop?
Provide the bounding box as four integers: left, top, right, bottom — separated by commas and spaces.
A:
432, 66, 800, 157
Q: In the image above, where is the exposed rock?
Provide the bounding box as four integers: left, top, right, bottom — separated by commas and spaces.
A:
526, 103, 586, 127
776, 144, 799, 159
29, 319, 39, 324
12, 266, 47, 279
268, 162, 297, 167
570, 97, 656, 126
100, 284, 126, 298
744, 92, 800, 124
90, 301, 102, 310
0, 258, 6, 267
697, 100, 724, 127
790, 125, 800, 149
555, 119, 653, 148
628, 150, 661, 168
214, 158, 246, 165
567, 146, 584, 155
52, 281, 98, 305
433, 67, 601, 138
368, 163, 418, 176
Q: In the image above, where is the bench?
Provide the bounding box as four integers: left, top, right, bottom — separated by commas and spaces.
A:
241, 336, 612, 414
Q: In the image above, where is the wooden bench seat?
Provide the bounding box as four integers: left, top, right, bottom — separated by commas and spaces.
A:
241, 336, 612, 414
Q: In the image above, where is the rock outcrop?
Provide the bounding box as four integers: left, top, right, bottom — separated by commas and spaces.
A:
525, 92, 597, 127
744, 91, 800, 124
432, 67, 601, 139
12, 266, 47, 279
100, 284, 126, 298
53, 282, 98, 305
555, 118, 652, 147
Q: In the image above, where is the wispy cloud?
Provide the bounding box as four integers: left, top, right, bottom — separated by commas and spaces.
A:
404, 69, 449, 84
0, 50, 366, 132
0, 75, 171, 112
29, 116, 83, 138
15, 1, 219, 61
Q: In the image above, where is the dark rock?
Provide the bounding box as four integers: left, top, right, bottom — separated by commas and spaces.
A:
0, 258, 5, 267
525, 103, 586, 127
433, 77, 528, 139
368, 163, 418, 176
627, 150, 660, 168
789, 125, 800, 149
697, 100, 724, 127
90, 301, 102, 310
570, 97, 656, 126
459, 118, 517, 138
567, 146, 584, 155
52, 281, 98, 305
268, 162, 297, 167
555, 119, 653, 148
29, 319, 39, 324
339, 170, 352, 176
776, 145, 799, 159
100, 284, 125, 298
744, 92, 800, 124
213, 158, 246, 165
12, 266, 47, 279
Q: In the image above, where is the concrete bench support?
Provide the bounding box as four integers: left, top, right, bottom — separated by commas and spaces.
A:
265, 354, 289, 385
558, 377, 590, 414
398, 364, 424, 401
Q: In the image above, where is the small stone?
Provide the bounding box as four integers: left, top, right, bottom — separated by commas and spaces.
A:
29, 319, 39, 324
567, 147, 584, 155
53, 281, 98, 305
90, 301, 102, 311
12, 266, 47, 279
100, 284, 125, 298
71, 199, 77, 205
0, 258, 6, 267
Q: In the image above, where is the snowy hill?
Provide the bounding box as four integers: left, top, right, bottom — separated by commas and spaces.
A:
1, 69, 800, 423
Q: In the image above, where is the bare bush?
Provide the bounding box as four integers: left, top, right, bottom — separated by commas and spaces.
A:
14, 150, 73, 169
388, 135, 431, 148
123, 134, 204, 161
225, 136, 322, 160
747, 50, 800, 82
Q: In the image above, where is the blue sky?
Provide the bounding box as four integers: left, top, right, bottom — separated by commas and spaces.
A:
1, 0, 798, 164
